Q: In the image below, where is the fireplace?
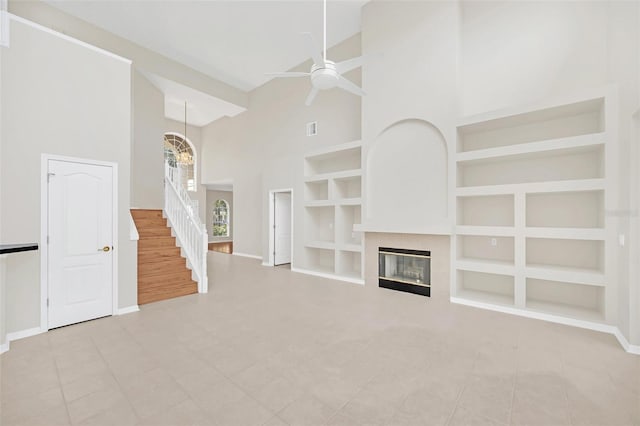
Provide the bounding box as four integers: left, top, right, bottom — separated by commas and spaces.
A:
378, 247, 431, 297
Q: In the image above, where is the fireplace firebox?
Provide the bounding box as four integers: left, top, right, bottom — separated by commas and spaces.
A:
378, 247, 431, 297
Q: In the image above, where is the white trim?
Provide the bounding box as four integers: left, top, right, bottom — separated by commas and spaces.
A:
8, 14, 132, 65
0, 341, 9, 354
457, 85, 612, 128
291, 266, 365, 286
111, 164, 119, 318
450, 297, 640, 355
1, 0, 9, 47
355, 223, 452, 235
41, 154, 119, 332
268, 188, 294, 267
211, 199, 231, 238
117, 305, 140, 315
262, 261, 273, 267
7, 327, 44, 342
613, 329, 640, 355
232, 252, 262, 260
305, 140, 362, 159
209, 239, 233, 244
129, 212, 139, 241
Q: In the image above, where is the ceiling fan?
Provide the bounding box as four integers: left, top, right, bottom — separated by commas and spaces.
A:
267, 0, 365, 106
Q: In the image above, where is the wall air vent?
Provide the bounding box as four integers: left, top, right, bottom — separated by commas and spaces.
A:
306, 121, 318, 137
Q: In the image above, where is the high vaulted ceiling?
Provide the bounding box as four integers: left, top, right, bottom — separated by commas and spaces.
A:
45, 0, 367, 92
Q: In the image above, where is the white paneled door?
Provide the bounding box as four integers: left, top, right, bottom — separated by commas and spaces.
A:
47, 159, 114, 329
274, 192, 292, 266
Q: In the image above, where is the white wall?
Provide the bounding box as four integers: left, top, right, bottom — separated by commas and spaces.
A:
460, 1, 608, 116
366, 119, 448, 231
206, 190, 233, 241
0, 18, 135, 333
132, 70, 164, 209
361, 1, 459, 232
201, 34, 362, 260
8, 0, 247, 109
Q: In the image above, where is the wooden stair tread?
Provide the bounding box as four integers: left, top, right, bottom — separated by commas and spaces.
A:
138, 229, 172, 238
135, 220, 169, 227
138, 281, 197, 293
138, 250, 182, 262
132, 208, 199, 306
138, 238, 177, 250
138, 287, 197, 305
138, 269, 192, 282
131, 209, 163, 218
138, 281, 197, 294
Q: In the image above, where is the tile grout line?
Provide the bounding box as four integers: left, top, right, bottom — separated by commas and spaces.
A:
48, 337, 74, 426
507, 347, 519, 426
559, 349, 575, 426
179, 325, 285, 423
89, 326, 142, 424
444, 345, 480, 426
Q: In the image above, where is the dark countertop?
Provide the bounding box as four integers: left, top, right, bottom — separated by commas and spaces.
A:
0, 243, 39, 255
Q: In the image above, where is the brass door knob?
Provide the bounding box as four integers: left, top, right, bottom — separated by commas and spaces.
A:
98, 246, 110, 252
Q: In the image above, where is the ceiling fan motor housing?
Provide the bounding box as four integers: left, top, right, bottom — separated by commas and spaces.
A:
311, 61, 339, 90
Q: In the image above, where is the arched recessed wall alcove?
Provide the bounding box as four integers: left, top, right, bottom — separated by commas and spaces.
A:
366, 119, 448, 231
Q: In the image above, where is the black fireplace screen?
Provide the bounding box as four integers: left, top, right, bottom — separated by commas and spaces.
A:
378, 247, 431, 297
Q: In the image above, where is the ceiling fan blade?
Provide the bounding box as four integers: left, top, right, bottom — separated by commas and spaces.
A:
305, 88, 319, 106
265, 72, 310, 78
336, 75, 366, 97
302, 32, 324, 66
335, 56, 364, 74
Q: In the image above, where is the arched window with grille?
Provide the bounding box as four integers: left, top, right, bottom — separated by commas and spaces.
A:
164, 133, 197, 191
213, 199, 230, 237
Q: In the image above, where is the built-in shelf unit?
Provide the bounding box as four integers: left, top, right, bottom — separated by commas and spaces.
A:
301, 141, 363, 284
453, 89, 615, 326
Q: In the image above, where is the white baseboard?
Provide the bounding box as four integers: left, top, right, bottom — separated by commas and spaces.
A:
450, 296, 640, 355
613, 328, 640, 355
0, 341, 9, 354
117, 305, 140, 315
232, 252, 262, 260
7, 327, 44, 342
291, 267, 365, 286
262, 261, 273, 267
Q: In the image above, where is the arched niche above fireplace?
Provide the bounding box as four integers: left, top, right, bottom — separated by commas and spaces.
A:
365, 119, 449, 233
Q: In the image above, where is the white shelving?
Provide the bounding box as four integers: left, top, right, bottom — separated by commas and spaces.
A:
453, 89, 614, 326
302, 141, 363, 284
456, 178, 605, 197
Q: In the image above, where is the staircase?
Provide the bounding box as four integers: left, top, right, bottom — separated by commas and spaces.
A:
131, 209, 198, 305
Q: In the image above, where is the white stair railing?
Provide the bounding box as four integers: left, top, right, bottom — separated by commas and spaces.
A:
164, 163, 208, 293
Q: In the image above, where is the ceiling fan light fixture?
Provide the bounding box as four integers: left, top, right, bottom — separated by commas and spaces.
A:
265, 0, 364, 106
310, 61, 339, 90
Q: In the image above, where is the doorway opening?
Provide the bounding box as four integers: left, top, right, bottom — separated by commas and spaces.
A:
269, 189, 293, 267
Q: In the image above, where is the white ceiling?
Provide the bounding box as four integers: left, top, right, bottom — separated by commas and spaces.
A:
142, 71, 246, 126
45, 0, 367, 92
204, 181, 234, 192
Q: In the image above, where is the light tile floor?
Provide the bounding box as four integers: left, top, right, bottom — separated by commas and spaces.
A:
1, 253, 639, 426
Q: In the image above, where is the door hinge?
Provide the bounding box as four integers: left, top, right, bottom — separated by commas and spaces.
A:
47, 172, 55, 182
46, 298, 49, 307
46, 235, 49, 244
